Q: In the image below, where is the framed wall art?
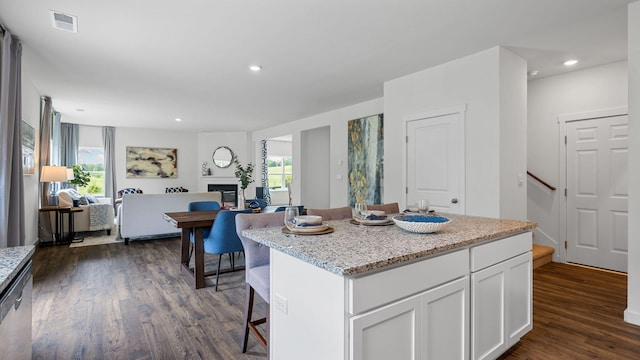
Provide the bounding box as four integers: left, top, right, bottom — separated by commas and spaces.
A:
347, 114, 383, 205
21, 120, 35, 174
126, 146, 177, 178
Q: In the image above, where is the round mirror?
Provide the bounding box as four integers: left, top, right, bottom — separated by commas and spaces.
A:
212, 146, 235, 168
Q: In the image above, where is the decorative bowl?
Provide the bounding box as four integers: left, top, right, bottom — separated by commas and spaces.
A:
392, 215, 451, 233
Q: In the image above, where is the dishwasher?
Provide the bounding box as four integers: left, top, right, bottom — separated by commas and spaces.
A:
0, 260, 32, 360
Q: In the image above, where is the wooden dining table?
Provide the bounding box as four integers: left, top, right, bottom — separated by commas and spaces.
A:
163, 210, 220, 289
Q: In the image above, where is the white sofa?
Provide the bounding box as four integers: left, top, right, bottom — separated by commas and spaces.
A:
56, 188, 115, 234
118, 191, 222, 244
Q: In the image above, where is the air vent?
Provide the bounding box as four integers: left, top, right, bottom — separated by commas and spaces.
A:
49, 10, 78, 33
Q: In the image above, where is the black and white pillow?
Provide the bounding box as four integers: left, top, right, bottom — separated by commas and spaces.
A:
121, 188, 141, 195
165, 186, 184, 193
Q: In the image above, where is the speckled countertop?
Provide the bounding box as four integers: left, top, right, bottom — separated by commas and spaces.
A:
243, 214, 536, 277
0, 245, 35, 294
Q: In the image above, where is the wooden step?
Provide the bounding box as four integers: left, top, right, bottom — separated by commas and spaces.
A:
532, 244, 554, 270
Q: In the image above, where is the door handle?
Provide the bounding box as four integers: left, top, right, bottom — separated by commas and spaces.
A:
451, 198, 458, 204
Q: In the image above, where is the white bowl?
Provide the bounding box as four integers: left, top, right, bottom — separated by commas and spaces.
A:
295, 215, 323, 226
392, 215, 451, 233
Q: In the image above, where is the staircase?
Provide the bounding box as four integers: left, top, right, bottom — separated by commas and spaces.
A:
532, 244, 554, 270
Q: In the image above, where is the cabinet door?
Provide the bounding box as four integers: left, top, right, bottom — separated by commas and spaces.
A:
505, 252, 532, 344
422, 276, 469, 360
471, 262, 507, 360
351, 294, 422, 360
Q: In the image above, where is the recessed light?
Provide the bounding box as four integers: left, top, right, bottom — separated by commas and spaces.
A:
249, 65, 262, 72
527, 70, 539, 78
75, 108, 85, 112
563, 59, 578, 66
175, 118, 182, 122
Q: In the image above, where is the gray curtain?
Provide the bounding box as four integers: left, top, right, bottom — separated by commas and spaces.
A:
0, 30, 25, 248
102, 126, 116, 207
38, 97, 54, 242
60, 122, 78, 167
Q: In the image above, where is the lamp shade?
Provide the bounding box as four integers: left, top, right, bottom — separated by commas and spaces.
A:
66, 168, 75, 181
40, 166, 70, 182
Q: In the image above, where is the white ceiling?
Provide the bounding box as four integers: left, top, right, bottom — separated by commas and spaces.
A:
0, 0, 634, 132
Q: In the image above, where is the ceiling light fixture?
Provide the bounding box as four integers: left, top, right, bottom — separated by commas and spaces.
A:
175, 118, 182, 122
249, 65, 262, 72
563, 59, 578, 66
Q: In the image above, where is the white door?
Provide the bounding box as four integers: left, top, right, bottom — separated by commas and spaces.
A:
407, 112, 464, 214
566, 115, 628, 272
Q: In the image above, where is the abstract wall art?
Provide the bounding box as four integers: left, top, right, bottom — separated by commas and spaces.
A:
126, 146, 177, 178
348, 114, 383, 206
21, 120, 35, 174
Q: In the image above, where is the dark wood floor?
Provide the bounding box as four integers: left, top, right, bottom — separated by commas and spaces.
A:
32, 238, 640, 359
499, 263, 640, 360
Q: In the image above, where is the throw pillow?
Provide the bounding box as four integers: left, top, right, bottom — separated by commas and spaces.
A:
121, 188, 141, 195
78, 196, 89, 205
86, 195, 97, 204
165, 186, 183, 193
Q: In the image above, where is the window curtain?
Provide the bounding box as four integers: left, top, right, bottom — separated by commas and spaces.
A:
0, 29, 25, 248
38, 96, 54, 242
102, 126, 116, 207
60, 122, 78, 167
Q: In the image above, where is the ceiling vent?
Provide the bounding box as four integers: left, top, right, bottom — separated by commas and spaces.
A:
49, 11, 78, 33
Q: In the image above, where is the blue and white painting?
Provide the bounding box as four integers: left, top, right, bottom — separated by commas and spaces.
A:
348, 114, 383, 206
126, 146, 177, 178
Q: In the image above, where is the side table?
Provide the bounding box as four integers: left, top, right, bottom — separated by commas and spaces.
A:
39, 206, 85, 246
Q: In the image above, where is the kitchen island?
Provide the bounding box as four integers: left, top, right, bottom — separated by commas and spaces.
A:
0, 245, 35, 360
243, 214, 536, 360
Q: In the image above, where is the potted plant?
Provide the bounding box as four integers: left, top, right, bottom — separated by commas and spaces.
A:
67, 164, 91, 188
234, 159, 254, 209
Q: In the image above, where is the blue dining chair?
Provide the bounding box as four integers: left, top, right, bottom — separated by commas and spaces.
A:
188, 201, 221, 239
201, 209, 252, 291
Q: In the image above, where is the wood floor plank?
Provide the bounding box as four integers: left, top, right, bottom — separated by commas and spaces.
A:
32, 238, 640, 359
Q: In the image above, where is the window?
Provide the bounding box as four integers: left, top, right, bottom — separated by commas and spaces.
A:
77, 147, 105, 195
267, 155, 292, 189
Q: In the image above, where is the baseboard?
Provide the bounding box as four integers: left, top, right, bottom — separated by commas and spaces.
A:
624, 308, 640, 326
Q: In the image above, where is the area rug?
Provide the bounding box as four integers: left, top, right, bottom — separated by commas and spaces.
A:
69, 226, 123, 248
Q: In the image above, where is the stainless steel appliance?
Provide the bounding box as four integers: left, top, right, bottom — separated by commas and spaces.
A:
0, 260, 32, 359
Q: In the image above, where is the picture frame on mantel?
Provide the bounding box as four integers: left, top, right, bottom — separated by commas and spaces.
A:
126, 146, 177, 178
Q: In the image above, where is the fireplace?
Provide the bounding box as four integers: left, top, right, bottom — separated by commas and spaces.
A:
207, 184, 238, 208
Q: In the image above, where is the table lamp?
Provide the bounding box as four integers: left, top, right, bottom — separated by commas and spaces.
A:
40, 165, 70, 206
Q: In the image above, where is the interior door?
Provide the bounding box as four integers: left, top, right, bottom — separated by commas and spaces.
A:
566, 115, 628, 272
406, 112, 464, 214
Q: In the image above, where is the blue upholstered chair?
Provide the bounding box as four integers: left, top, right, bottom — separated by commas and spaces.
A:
188, 201, 222, 239
236, 211, 284, 353
246, 198, 268, 209
200, 209, 252, 291
273, 205, 304, 213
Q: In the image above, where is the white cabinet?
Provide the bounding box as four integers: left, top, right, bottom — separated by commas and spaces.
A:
470, 233, 532, 360
350, 276, 469, 360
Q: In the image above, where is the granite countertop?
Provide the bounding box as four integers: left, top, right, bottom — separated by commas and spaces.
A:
243, 214, 536, 277
0, 245, 35, 294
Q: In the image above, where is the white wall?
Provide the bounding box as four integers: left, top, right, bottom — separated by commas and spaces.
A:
115, 127, 200, 194
252, 98, 384, 208
626, 0, 640, 326
301, 126, 331, 208
21, 65, 42, 246
384, 46, 526, 217
499, 49, 528, 221
527, 61, 628, 260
